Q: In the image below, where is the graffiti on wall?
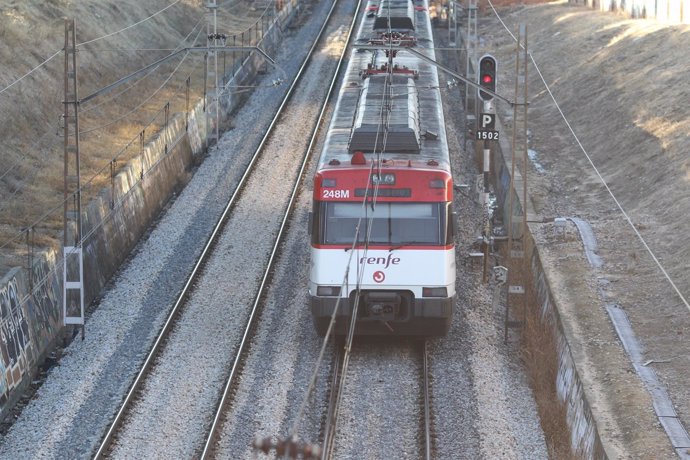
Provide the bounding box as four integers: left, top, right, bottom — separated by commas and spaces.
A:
0, 277, 32, 406
27, 260, 61, 347
0, 260, 62, 411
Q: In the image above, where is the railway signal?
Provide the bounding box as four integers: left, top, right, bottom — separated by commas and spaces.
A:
478, 54, 497, 101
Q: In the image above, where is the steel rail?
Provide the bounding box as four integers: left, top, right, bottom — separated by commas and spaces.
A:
92, 3, 340, 458
199, 0, 351, 457
320, 341, 344, 460
422, 340, 432, 460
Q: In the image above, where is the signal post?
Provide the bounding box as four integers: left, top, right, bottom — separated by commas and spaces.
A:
476, 54, 498, 283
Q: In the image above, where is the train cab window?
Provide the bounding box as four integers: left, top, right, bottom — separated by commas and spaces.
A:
318, 202, 450, 246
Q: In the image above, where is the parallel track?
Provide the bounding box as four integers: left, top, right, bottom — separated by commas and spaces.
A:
93, 1, 349, 457
200, 1, 360, 456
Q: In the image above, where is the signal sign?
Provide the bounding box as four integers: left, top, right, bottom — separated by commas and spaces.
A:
480, 113, 495, 129
478, 54, 497, 101
476, 112, 499, 141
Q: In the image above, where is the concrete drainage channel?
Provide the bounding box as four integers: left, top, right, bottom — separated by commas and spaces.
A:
491, 113, 690, 457
490, 116, 606, 457
514, 214, 690, 459
517, 225, 606, 458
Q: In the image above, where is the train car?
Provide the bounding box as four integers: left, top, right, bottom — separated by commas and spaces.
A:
308, 0, 456, 336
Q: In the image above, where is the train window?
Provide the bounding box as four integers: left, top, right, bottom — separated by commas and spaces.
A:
320, 202, 447, 246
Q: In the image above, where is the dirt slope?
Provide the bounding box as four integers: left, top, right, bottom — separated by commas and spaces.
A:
0, 0, 262, 273
478, 0, 690, 454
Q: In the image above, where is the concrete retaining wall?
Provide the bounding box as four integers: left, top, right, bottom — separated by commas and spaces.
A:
0, 3, 298, 423
448, 11, 610, 453
491, 94, 607, 458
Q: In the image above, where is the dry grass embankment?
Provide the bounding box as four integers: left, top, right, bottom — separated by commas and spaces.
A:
0, 1, 264, 274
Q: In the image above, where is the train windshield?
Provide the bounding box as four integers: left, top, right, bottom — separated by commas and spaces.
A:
317, 202, 451, 246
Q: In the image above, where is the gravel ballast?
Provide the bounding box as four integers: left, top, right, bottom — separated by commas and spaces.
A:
0, 2, 552, 458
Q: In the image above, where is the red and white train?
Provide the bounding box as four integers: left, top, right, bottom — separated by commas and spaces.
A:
309, 0, 456, 336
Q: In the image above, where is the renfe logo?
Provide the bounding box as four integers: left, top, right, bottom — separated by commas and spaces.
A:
360, 254, 401, 269
373, 271, 385, 283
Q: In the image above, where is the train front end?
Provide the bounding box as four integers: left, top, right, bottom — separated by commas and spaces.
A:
309, 159, 456, 336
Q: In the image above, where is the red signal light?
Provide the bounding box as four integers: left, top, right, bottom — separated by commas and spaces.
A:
478, 55, 497, 101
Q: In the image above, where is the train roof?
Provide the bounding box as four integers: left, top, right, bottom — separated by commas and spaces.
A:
318, 0, 450, 173
349, 74, 420, 154
373, 0, 416, 31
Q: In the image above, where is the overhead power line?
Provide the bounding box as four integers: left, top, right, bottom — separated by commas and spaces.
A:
0, 50, 61, 97
79, 16, 205, 116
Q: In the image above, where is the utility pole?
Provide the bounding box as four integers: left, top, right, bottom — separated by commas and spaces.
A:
505, 24, 529, 342
464, 0, 477, 126
206, 1, 221, 149
63, 19, 85, 339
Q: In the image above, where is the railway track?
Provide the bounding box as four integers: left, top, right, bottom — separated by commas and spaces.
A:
0, 2, 552, 458
200, 0, 359, 456
321, 339, 433, 460
93, 1, 356, 457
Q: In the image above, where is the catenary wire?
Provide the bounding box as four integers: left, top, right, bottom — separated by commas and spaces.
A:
79, 17, 206, 116
0, 50, 62, 97
0, 1, 286, 338
1, 3, 200, 223
1, 87, 180, 251
0, 72, 189, 253
321, 12, 398, 455
79, 25, 205, 135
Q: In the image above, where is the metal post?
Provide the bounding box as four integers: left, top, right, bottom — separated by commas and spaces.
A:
26, 227, 34, 292
164, 102, 169, 155
233, 35, 237, 76
465, 0, 477, 124
212, 1, 219, 146
110, 160, 115, 209
521, 26, 529, 246
62, 18, 85, 338
448, 2, 452, 43
203, 43, 208, 114
185, 76, 190, 132
482, 98, 494, 283
504, 24, 529, 342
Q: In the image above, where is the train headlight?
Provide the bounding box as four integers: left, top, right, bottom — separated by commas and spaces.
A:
422, 287, 447, 297
317, 286, 341, 296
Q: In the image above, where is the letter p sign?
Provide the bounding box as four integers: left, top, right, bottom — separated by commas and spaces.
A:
480, 113, 495, 130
